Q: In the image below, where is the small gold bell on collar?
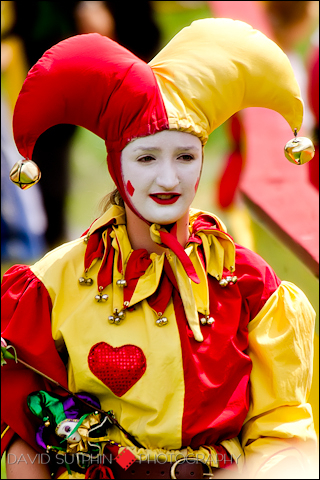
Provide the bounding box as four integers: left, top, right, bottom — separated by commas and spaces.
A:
79, 277, 93, 286
95, 286, 108, 302
200, 315, 214, 325
9, 159, 41, 189
219, 275, 238, 287
95, 293, 108, 302
284, 131, 315, 165
108, 308, 126, 325
156, 317, 168, 327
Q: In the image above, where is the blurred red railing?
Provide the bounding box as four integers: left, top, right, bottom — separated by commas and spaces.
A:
209, 1, 319, 276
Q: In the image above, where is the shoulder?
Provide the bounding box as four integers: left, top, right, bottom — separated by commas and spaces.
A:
235, 243, 275, 275
235, 243, 279, 279
2, 238, 86, 304
234, 243, 281, 318
30, 237, 86, 281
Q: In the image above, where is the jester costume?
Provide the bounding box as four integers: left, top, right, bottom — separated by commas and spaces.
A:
1, 18, 317, 479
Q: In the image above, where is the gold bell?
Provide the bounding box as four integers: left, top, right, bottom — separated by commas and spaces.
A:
156, 317, 168, 326
284, 135, 315, 165
9, 159, 41, 189
44, 417, 51, 427
116, 279, 127, 287
200, 315, 214, 325
79, 277, 94, 286
108, 308, 125, 325
95, 293, 108, 302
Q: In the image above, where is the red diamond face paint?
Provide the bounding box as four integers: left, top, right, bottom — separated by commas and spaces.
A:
126, 181, 135, 196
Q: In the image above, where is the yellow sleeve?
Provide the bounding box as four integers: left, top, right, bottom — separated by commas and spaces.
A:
242, 281, 317, 479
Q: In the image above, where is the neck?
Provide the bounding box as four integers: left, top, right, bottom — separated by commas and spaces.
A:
124, 206, 190, 254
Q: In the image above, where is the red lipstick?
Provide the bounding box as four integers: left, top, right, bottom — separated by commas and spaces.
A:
149, 193, 180, 205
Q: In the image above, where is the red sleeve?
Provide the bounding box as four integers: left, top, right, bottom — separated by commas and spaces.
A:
1, 265, 68, 453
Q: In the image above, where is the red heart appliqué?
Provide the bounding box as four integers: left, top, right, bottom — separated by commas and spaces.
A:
88, 342, 147, 397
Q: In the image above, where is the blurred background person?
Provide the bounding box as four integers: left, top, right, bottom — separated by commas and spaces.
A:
1, 1, 47, 265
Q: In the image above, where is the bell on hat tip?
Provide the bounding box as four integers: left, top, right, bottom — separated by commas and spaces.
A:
284, 136, 315, 165
9, 159, 41, 189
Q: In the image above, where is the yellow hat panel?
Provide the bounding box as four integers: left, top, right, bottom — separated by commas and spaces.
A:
149, 18, 303, 144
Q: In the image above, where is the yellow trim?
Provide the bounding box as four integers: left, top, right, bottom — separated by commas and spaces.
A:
1, 425, 10, 440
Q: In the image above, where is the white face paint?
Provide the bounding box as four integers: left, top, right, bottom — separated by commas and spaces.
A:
121, 130, 202, 225
56, 420, 81, 444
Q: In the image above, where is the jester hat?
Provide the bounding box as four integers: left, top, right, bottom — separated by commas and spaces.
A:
13, 18, 305, 203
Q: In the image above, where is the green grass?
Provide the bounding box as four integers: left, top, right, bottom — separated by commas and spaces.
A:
65, 127, 113, 239
152, 0, 213, 46
1, 455, 6, 479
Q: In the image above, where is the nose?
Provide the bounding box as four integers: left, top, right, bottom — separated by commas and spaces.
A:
156, 159, 179, 190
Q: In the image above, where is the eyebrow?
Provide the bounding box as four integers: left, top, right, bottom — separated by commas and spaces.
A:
132, 146, 161, 152
132, 145, 198, 152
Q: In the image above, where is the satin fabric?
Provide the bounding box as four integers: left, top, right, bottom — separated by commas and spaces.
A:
13, 19, 303, 165
149, 18, 303, 144
10, 19, 305, 280
1, 207, 316, 478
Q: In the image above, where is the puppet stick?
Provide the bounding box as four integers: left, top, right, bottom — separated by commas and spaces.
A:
1, 344, 72, 392
16, 357, 66, 388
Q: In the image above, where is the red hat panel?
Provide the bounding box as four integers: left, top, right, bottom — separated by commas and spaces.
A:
13, 33, 169, 192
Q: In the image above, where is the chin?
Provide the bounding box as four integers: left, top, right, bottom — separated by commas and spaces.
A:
138, 202, 191, 226
145, 217, 178, 225
144, 212, 186, 225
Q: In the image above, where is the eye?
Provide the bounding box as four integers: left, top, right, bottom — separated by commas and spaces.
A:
178, 154, 194, 161
137, 155, 155, 162
64, 425, 71, 433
